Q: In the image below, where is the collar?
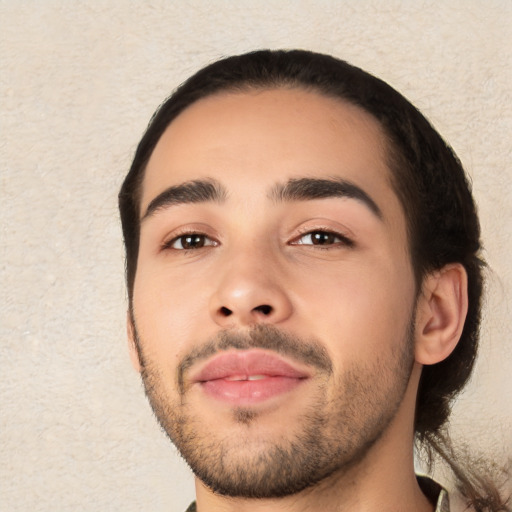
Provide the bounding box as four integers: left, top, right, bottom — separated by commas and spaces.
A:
185, 476, 450, 512
417, 474, 450, 511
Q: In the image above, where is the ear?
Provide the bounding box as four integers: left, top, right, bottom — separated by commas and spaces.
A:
414, 263, 468, 365
127, 311, 142, 372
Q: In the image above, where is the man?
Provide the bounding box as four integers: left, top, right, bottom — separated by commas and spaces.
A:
119, 50, 506, 511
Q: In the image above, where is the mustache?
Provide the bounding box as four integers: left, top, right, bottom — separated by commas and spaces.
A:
177, 324, 333, 393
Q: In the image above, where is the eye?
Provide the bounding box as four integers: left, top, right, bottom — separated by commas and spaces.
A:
292, 230, 354, 248
164, 233, 217, 250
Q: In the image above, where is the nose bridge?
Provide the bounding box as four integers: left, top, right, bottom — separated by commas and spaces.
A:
209, 239, 292, 326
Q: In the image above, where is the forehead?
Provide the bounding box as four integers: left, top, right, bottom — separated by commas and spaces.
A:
141, 87, 401, 221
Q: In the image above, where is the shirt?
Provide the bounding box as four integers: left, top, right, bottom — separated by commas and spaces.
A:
184, 476, 449, 511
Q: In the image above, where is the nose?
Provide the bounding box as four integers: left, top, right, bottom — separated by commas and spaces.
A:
209, 253, 293, 328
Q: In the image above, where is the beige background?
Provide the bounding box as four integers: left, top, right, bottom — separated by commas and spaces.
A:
1, 1, 511, 510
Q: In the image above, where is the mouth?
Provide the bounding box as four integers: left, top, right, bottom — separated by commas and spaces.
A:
190, 350, 311, 405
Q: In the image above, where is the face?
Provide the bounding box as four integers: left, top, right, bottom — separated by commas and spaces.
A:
130, 88, 418, 497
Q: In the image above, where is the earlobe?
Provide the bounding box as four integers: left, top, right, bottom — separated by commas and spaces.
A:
127, 311, 142, 372
414, 264, 468, 365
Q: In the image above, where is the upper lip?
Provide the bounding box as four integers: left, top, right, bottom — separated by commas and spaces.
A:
191, 349, 312, 383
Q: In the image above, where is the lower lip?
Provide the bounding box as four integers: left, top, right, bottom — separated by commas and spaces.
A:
200, 376, 305, 405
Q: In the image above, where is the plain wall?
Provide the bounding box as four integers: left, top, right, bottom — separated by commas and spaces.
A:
1, 1, 511, 510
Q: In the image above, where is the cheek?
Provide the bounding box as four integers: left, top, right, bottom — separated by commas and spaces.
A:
132, 263, 212, 358
292, 257, 415, 357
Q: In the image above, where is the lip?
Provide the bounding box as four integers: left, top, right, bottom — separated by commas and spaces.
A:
191, 350, 311, 405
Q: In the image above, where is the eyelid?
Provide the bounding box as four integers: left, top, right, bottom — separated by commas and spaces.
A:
169, 234, 217, 250
160, 226, 219, 251
289, 225, 355, 248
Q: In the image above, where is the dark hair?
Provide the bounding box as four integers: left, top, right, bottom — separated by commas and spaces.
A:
119, 50, 506, 510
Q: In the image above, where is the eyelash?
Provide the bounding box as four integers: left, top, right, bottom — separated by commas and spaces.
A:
291, 229, 355, 249
161, 231, 218, 251
161, 228, 354, 252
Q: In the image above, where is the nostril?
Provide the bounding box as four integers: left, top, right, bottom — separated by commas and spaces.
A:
220, 306, 232, 317
253, 305, 272, 316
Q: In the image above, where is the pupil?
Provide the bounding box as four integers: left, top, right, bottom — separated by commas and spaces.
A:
184, 235, 204, 248
313, 232, 332, 245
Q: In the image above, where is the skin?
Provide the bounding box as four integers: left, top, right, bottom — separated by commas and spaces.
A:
129, 88, 467, 511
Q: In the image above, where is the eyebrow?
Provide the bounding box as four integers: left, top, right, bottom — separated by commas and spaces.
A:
141, 175, 382, 221
141, 178, 227, 220
270, 177, 382, 219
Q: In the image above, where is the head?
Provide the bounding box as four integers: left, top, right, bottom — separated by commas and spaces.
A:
119, 50, 483, 493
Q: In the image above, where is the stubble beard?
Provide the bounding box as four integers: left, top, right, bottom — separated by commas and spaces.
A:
134, 322, 415, 499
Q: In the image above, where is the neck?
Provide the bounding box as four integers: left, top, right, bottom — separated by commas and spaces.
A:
194, 364, 434, 512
